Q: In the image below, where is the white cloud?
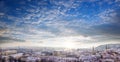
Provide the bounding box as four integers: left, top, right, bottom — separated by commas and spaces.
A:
0, 13, 4, 16
115, 0, 120, 2
98, 9, 117, 23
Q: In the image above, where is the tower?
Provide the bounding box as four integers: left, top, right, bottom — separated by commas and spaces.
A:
92, 46, 95, 55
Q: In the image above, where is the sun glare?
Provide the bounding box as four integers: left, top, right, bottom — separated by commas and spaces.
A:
63, 41, 76, 49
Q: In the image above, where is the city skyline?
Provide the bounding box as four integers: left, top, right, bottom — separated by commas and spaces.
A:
0, 0, 120, 48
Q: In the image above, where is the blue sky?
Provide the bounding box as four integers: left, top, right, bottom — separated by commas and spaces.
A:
0, 0, 120, 48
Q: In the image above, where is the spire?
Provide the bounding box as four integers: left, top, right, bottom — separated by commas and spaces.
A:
105, 45, 108, 50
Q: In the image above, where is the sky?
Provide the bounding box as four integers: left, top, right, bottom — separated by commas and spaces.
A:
0, 0, 120, 48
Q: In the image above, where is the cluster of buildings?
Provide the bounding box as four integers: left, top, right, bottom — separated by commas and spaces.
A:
0, 47, 120, 62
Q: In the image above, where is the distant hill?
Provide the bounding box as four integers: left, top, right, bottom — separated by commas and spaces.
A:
95, 44, 120, 51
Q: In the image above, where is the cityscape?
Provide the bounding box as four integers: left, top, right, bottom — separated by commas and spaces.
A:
0, 44, 120, 62
0, 0, 120, 62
